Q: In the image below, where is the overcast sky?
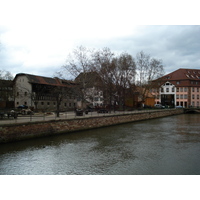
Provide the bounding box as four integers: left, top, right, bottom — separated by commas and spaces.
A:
0, 0, 200, 79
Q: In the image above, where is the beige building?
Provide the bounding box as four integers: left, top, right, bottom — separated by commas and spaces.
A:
14, 73, 79, 111
153, 68, 200, 108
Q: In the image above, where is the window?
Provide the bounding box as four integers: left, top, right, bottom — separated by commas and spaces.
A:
180, 95, 183, 99
192, 88, 195, 92
184, 94, 188, 99
177, 87, 179, 92
172, 87, 175, 92
177, 81, 180, 85
176, 95, 179, 99
161, 88, 164, 92
197, 95, 199, 100
180, 87, 183, 92
197, 88, 199, 92
184, 87, 188, 92
166, 88, 169, 92
192, 94, 195, 99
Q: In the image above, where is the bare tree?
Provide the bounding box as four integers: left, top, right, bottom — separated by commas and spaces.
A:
113, 52, 136, 109
61, 46, 95, 108
92, 47, 116, 110
136, 51, 164, 104
0, 70, 14, 108
64, 46, 93, 77
0, 70, 13, 80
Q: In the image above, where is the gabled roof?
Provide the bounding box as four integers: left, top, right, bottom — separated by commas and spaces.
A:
14, 73, 77, 87
157, 68, 200, 87
163, 68, 200, 81
75, 72, 102, 88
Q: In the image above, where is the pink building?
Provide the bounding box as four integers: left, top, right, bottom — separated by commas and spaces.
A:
154, 68, 200, 108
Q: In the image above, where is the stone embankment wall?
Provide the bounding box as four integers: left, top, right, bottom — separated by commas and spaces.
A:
0, 109, 183, 143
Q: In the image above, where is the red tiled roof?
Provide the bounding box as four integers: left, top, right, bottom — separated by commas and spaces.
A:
14, 73, 76, 87
163, 68, 200, 80
160, 68, 200, 87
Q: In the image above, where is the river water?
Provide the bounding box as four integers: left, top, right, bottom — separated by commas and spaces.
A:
0, 114, 200, 175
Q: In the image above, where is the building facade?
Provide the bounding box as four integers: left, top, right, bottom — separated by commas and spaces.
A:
153, 68, 200, 108
75, 72, 104, 107
14, 73, 79, 111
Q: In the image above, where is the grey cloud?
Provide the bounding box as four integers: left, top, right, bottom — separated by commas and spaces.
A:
75, 26, 200, 75
107, 26, 200, 73
1, 25, 200, 78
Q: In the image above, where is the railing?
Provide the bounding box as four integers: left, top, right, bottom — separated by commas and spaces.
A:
0, 108, 179, 125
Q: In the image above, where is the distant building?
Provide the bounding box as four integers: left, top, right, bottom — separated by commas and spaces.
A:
75, 72, 104, 107
0, 79, 14, 109
125, 86, 156, 108
13, 73, 79, 111
152, 68, 200, 108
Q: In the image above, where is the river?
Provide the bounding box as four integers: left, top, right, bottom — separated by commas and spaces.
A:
0, 114, 200, 175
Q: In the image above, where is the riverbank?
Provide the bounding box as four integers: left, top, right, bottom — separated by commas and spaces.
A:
0, 109, 184, 143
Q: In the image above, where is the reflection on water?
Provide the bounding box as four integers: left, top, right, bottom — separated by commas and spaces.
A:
0, 114, 200, 175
